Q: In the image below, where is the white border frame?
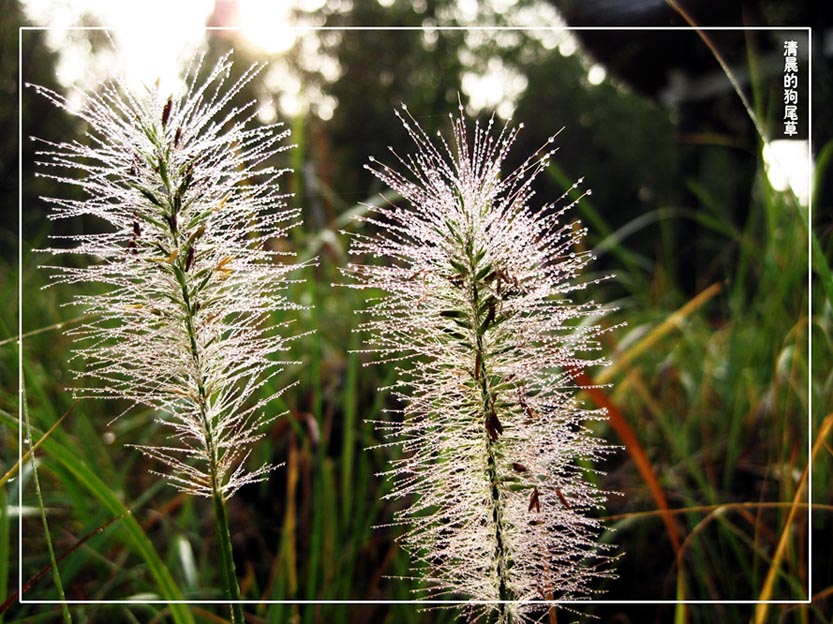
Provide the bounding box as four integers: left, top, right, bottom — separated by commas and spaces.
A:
17, 24, 814, 608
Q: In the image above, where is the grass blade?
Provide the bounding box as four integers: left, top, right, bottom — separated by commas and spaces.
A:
0, 513, 124, 614
597, 282, 723, 385
0, 410, 194, 624
0, 403, 74, 489
21, 386, 71, 623
754, 413, 831, 621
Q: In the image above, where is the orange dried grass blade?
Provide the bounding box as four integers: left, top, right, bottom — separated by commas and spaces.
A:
754, 413, 831, 623
596, 282, 723, 386
575, 284, 723, 564
189, 607, 233, 624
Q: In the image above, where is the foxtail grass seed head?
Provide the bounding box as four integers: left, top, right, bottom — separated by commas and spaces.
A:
346, 104, 617, 621
33, 52, 303, 500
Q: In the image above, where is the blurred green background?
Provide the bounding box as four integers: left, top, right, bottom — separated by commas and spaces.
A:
2, 0, 831, 622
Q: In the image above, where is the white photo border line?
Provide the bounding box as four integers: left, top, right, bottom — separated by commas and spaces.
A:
17, 24, 814, 606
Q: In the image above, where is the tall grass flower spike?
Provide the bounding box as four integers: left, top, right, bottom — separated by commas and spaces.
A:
32, 52, 301, 619
347, 103, 617, 622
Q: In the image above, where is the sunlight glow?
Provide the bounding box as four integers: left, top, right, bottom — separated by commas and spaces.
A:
22, 0, 307, 116
22, 0, 213, 93
237, 0, 297, 54
587, 63, 606, 86
763, 140, 812, 205
22, 0, 572, 124
461, 56, 528, 120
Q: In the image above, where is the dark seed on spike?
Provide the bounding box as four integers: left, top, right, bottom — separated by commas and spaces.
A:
528, 486, 541, 513
127, 221, 140, 255
185, 245, 195, 272
485, 406, 503, 442
517, 386, 538, 420
161, 97, 173, 128
164, 213, 178, 234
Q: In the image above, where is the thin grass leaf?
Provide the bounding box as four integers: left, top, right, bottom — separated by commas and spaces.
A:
0, 512, 125, 614
0, 484, 8, 623
597, 282, 723, 385
20, 386, 71, 623
0, 402, 74, 489
754, 413, 830, 621
1, 407, 194, 624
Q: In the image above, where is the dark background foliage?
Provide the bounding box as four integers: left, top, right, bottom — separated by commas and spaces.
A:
2, 0, 830, 622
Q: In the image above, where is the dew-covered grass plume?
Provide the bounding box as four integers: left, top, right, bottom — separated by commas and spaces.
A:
346, 103, 617, 622
32, 52, 303, 502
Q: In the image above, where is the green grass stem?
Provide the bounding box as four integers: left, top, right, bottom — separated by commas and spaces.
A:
0, 410, 195, 624
212, 490, 244, 623
21, 386, 71, 623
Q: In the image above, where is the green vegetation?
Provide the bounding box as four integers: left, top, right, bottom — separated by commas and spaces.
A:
1, 2, 829, 623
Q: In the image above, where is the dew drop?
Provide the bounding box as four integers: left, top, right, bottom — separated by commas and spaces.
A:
586, 189, 592, 196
